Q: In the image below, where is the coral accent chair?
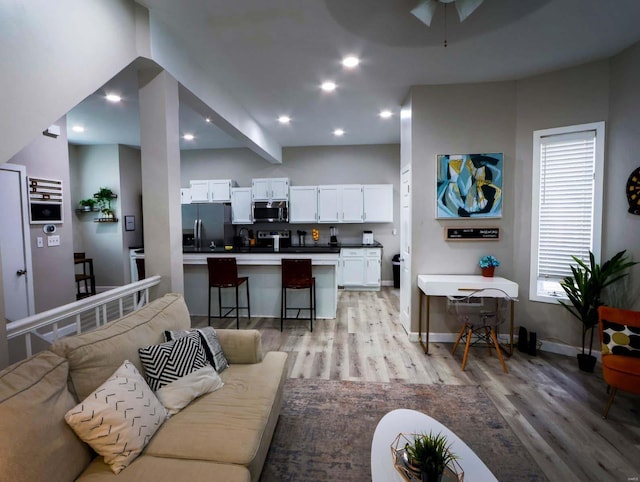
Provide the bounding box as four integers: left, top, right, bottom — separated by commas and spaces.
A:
597, 306, 640, 418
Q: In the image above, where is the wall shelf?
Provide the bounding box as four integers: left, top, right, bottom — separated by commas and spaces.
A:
94, 218, 118, 223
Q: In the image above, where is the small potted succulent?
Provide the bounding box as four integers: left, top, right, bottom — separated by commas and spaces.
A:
404, 431, 458, 482
479, 255, 500, 277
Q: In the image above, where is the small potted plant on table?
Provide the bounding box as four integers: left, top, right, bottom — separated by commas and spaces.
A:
405, 431, 458, 482
479, 255, 500, 277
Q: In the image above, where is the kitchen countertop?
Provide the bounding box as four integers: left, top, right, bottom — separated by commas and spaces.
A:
180, 242, 382, 255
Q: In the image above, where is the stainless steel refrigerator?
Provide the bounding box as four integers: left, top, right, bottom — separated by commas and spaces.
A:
182, 203, 233, 250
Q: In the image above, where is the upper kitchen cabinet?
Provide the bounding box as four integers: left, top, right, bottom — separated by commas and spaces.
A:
189, 179, 236, 203
180, 188, 192, 204
252, 178, 289, 201
231, 187, 252, 224
289, 186, 318, 223
317, 185, 363, 223
363, 184, 393, 223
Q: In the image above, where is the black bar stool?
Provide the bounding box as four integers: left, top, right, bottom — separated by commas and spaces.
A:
281, 259, 315, 332
207, 257, 250, 329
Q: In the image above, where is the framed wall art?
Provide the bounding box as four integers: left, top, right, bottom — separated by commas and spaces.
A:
436, 153, 503, 219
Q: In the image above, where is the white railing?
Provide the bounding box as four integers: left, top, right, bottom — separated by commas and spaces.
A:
7, 276, 161, 358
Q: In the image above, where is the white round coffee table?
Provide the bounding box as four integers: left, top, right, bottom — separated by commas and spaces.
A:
371, 408, 498, 482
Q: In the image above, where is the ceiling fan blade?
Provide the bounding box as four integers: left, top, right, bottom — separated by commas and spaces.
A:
410, 0, 439, 27
455, 0, 484, 22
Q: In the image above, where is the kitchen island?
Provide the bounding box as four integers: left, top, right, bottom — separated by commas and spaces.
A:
132, 246, 340, 319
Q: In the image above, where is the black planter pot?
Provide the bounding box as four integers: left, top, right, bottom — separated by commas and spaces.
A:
420, 470, 443, 482
577, 353, 597, 373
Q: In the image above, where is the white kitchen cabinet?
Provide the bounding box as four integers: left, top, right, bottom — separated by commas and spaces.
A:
317, 185, 363, 223
180, 188, 192, 204
231, 187, 253, 224
189, 179, 235, 203
341, 185, 364, 223
289, 186, 318, 223
209, 180, 234, 202
252, 177, 289, 201
363, 184, 393, 223
364, 248, 382, 287
189, 180, 210, 203
340, 247, 381, 290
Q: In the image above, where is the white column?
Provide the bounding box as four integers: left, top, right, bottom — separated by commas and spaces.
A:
138, 69, 183, 296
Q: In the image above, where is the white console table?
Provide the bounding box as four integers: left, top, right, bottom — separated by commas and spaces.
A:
417, 275, 519, 354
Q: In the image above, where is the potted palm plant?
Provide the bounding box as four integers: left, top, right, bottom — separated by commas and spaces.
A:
404, 431, 458, 482
559, 250, 637, 372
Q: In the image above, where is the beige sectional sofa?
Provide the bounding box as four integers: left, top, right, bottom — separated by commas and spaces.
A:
0, 293, 288, 482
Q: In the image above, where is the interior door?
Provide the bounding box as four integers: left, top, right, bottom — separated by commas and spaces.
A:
400, 166, 412, 334
0, 164, 34, 321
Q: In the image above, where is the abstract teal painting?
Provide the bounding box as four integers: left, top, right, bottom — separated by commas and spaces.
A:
436, 153, 503, 219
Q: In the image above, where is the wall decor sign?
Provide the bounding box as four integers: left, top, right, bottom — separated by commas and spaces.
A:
445, 227, 500, 241
436, 153, 503, 219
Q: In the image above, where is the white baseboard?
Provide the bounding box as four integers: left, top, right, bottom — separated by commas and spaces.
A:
406, 331, 600, 360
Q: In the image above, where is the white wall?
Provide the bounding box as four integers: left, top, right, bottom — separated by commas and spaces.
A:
8, 118, 76, 311
180, 144, 401, 281
0, 0, 141, 163
69, 145, 125, 288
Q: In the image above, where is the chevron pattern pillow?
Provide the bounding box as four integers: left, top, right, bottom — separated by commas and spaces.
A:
64, 361, 167, 474
165, 327, 229, 373
138, 332, 208, 391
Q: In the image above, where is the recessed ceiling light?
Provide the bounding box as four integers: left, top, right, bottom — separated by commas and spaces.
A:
278, 115, 291, 124
183, 134, 194, 141
333, 129, 345, 137
321, 81, 337, 92
379, 110, 393, 119
342, 56, 360, 68
205, 117, 211, 123
105, 94, 121, 103
71, 125, 85, 133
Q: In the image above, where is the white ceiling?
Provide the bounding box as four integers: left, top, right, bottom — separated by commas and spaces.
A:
67, 0, 640, 151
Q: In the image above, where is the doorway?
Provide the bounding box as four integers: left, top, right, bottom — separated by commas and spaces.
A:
400, 166, 411, 334
0, 164, 35, 321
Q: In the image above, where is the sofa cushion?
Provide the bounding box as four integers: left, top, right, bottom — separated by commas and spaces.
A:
0, 351, 93, 482
166, 327, 229, 372
65, 361, 167, 474
144, 351, 287, 479
139, 332, 208, 391
51, 293, 191, 401
155, 365, 224, 416
77, 455, 251, 482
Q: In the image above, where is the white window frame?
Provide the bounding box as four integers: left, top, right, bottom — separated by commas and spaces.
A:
529, 121, 605, 303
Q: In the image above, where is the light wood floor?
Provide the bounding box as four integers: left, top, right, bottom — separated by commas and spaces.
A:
195, 288, 640, 482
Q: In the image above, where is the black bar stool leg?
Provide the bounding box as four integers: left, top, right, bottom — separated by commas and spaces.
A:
246, 278, 251, 320
235, 284, 240, 329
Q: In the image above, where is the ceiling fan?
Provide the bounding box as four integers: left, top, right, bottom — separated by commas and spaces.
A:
410, 0, 484, 27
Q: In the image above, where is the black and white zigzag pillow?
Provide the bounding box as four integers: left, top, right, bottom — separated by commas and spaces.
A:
165, 327, 229, 373
138, 332, 208, 391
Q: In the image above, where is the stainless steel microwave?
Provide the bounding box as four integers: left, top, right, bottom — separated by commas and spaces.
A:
252, 201, 288, 223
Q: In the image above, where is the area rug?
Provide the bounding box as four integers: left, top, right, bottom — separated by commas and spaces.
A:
260, 379, 547, 481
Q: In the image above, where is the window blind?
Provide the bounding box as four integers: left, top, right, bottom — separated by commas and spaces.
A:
537, 130, 596, 281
